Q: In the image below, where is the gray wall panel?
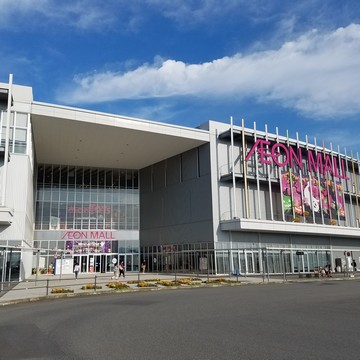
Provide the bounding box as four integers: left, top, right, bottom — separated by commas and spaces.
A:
166, 155, 181, 186
153, 162, 166, 191
199, 144, 210, 176
140, 144, 213, 247
140, 166, 152, 193
190, 177, 212, 221
162, 186, 190, 225
140, 191, 164, 228
141, 220, 213, 246
182, 148, 198, 181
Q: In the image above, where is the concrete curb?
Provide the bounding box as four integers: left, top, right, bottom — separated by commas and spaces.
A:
1, 274, 357, 307
0, 280, 254, 306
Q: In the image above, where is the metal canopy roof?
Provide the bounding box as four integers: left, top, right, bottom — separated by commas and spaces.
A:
31, 102, 209, 169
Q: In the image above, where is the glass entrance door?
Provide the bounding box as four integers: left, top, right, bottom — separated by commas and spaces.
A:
126, 255, 132, 272
94, 255, 101, 272
74, 255, 80, 269
232, 252, 240, 275
81, 255, 88, 272
282, 252, 292, 273
106, 254, 116, 272
246, 251, 254, 274
293, 252, 309, 273
1, 250, 21, 283
73, 254, 136, 273
101, 255, 106, 273
88, 255, 95, 273
75, 255, 97, 273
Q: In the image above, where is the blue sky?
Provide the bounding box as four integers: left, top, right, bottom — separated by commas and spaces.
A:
1, 0, 360, 154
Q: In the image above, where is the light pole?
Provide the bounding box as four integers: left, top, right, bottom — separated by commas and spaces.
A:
35, 249, 40, 285
1, 248, 6, 291
60, 250, 65, 281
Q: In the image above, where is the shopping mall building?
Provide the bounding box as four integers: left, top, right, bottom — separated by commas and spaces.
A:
1, 75, 359, 282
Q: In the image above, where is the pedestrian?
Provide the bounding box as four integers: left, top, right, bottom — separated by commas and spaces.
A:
74, 263, 80, 279
119, 261, 125, 278
48, 262, 54, 275
326, 264, 332, 277
112, 263, 119, 280
141, 260, 146, 273
324, 264, 329, 277
352, 259, 357, 272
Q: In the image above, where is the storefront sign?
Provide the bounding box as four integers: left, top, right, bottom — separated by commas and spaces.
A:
67, 204, 111, 214
61, 231, 115, 240
245, 139, 349, 180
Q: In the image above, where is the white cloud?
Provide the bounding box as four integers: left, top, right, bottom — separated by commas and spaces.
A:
60, 24, 360, 120
0, 0, 313, 34
0, 0, 120, 31
127, 103, 176, 122
146, 0, 244, 27
310, 127, 360, 154
0, 0, 355, 37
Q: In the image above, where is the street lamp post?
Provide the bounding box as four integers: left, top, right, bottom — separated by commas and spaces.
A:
35, 249, 40, 285
60, 250, 65, 281
1, 248, 6, 291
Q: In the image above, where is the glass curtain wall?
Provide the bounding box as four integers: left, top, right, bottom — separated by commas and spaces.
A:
0, 249, 21, 284
141, 244, 331, 276
141, 243, 215, 275
34, 165, 139, 274
35, 165, 139, 231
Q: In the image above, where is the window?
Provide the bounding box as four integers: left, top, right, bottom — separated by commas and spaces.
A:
35, 165, 140, 230
0, 111, 28, 154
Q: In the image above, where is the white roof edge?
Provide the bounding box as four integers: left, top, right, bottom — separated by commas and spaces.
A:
31, 101, 210, 139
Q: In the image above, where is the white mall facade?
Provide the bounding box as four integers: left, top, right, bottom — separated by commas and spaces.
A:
1, 76, 359, 282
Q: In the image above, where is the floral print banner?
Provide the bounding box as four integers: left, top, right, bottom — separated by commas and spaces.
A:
281, 171, 345, 222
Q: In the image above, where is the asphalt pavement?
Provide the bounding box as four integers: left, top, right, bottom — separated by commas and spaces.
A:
1, 278, 359, 360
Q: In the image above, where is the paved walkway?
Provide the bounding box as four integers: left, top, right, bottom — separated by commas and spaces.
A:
0, 271, 355, 306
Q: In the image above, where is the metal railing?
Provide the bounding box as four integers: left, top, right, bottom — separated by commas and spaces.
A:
0, 273, 226, 300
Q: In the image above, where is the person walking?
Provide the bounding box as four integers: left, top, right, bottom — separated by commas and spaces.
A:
352, 259, 357, 272
119, 261, 125, 278
74, 263, 80, 279
141, 260, 146, 274
112, 263, 120, 280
